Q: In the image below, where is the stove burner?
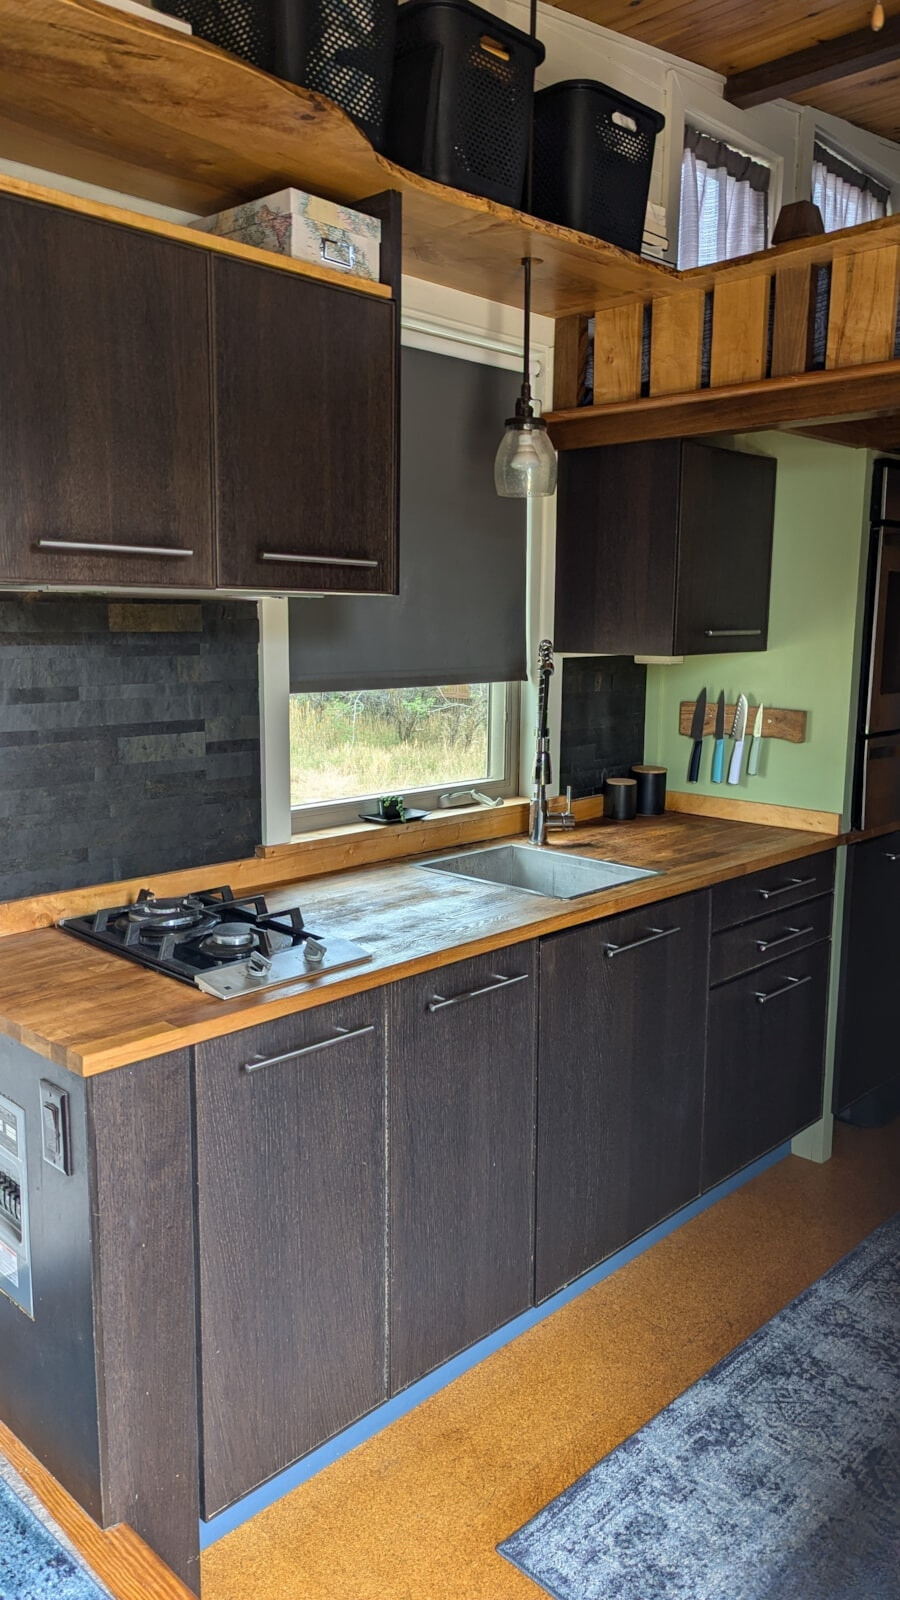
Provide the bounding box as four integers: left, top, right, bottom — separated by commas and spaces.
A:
127, 895, 208, 932
198, 923, 260, 958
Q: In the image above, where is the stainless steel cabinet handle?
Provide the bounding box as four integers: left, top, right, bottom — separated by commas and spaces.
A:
426, 972, 528, 1013
36, 539, 194, 558
603, 925, 681, 958
755, 925, 813, 953
259, 552, 379, 569
757, 875, 817, 901
703, 628, 763, 638
754, 973, 813, 1005
885, 853, 900, 861
242, 1023, 375, 1073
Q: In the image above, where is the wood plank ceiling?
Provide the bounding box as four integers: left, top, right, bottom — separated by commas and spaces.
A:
546, 0, 900, 143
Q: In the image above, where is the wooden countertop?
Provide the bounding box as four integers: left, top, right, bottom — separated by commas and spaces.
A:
0, 814, 839, 1077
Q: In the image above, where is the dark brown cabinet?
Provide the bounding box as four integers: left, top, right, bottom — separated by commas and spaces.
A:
194, 992, 387, 1516
0, 194, 214, 589
212, 256, 398, 594
554, 438, 777, 656
535, 892, 710, 1303
389, 948, 537, 1392
834, 830, 900, 1115
703, 941, 830, 1188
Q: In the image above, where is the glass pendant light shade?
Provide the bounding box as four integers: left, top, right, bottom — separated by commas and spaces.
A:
494, 256, 558, 499
494, 410, 558, 497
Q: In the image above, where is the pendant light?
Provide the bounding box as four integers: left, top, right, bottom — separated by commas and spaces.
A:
494, 256, 558, 498
494, 0, 558, 499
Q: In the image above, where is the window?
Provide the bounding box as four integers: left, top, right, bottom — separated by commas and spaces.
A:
678, 127, 770, 268
289, 682, 517, 829
812, 142, 888, 232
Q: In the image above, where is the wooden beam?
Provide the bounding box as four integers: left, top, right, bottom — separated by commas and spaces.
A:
547, 360, 900, 449
725, 17, 900, 109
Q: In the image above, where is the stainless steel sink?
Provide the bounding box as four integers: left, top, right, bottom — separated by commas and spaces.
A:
416, 842, 657, 900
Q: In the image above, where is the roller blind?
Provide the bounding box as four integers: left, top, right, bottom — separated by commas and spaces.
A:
289, 344, 527, 690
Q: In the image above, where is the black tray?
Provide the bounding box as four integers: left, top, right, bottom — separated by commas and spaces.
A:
359, 809, 430, 825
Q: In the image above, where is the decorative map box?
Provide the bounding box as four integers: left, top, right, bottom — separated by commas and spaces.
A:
192, 188, 382, 281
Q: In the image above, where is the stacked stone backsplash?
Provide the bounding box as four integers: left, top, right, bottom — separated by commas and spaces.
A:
559, 655, 647, 799
0, 597, 261, 902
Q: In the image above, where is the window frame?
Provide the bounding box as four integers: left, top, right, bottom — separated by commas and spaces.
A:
288, 678, 521, 834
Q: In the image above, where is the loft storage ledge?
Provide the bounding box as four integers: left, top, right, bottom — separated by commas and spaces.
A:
0, 0, 673, 316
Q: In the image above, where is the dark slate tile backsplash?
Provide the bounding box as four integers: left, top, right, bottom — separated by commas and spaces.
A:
559, 655, 646, 799
0, 597, 261, 901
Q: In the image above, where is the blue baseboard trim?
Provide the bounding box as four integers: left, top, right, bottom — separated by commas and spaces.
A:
198, 1141, 791, 1549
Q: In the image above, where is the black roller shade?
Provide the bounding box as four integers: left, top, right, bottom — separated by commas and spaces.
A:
289, 345, 527, 690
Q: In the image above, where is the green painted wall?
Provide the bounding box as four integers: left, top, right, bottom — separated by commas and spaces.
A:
644, 433, 870, 818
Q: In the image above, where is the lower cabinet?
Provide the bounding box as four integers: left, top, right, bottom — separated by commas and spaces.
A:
702, 940, 830, 1189
194, 992, 387, 1517
535, 892, 711, 1303
388, 947, 537, 1393
833, 830, 900, 1114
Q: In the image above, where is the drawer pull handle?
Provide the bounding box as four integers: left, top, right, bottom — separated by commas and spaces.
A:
36, 538, 194, 558
604, 925, 681, 958
755, 924, 813, 953
754, 973, 813, 1005
703, 628, 763, 638
259, 552, 379, 569
242, 1023, 375, 1073
885, 852, 900, 861
427, 972, 528, 1013
757, 875, 817, 901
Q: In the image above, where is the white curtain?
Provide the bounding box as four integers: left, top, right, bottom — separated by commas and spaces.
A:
812, 144, 888, 232
678, 128, 769, 269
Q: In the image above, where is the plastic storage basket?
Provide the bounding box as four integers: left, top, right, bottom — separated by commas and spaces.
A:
531, 79, 665, 253
156, 0, 397, 150
385, 0, 545, 206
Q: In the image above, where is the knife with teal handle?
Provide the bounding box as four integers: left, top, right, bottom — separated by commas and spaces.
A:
711, 691, 726, 783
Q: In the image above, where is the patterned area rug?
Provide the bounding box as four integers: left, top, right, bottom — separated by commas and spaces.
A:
0, 1457, 112, 1600
500, 1213, 900, 1600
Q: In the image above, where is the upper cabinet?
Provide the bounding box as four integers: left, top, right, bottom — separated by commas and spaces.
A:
0, 195, 214, 590
0, 186, 399, 596
212, 256, 397, 594
554, 439, 777, 657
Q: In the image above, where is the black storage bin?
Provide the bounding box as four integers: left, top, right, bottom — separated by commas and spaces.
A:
156, 0, 397, 150
385, 0, 545, 206
531, 79, 664, 253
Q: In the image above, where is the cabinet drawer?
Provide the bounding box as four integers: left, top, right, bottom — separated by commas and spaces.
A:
710, 893, 833, 985
712, 850, 835, 931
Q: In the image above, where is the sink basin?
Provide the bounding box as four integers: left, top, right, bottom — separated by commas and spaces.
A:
416, 842, 657, 900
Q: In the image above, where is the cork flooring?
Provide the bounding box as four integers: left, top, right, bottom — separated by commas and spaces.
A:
202, 1120, 900, 1600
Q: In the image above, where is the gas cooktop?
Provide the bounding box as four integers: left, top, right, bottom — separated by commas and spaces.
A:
58, 886, 372, 999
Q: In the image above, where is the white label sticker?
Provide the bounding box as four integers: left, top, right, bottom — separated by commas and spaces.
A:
0, 1240, 19, 1286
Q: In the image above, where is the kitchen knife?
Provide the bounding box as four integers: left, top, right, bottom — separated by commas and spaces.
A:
747, 704, 764, 776
727, 694, 749, 785
687, 687, 708, 782
711, 691, 726, 783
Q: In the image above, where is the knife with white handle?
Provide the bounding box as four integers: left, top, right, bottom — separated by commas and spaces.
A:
747, 704, 764, 776
728, 694, 748, 785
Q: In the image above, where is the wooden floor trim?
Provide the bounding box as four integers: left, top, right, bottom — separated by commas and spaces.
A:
0, 1419, 195, 1600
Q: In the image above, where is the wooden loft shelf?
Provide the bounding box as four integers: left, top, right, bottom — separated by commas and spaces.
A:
0, 0, 674, 317
549, 215, 900, 446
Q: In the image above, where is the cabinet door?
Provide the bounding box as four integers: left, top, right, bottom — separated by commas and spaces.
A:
389, 947, 537, 1393
703, 940, 829, 1190
674, 442, 776, 655
536, 892, 710, 1303
0, 197, 213, 588
212, 257, 397, 593
195, 992, 387, 1516
834, 832, 900, 1113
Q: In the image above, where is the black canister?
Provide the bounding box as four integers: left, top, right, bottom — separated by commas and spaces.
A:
603, 776, 637, 821
632, 764, 667, 816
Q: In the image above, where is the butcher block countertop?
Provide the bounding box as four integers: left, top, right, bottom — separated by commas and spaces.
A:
0, 814, 839, 1077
